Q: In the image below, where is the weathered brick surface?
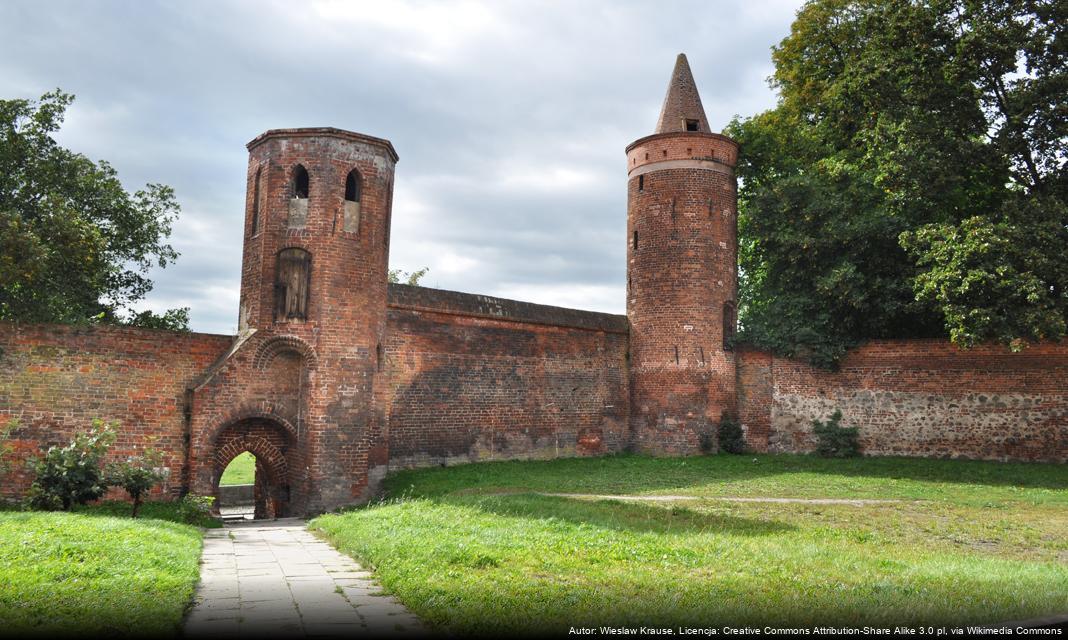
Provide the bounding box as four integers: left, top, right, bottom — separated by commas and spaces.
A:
198, 128, 399, 514
0, 322, 231, 499
384, 285, 629, 469
625, 55, 739, 456
737, 341, 1068, 462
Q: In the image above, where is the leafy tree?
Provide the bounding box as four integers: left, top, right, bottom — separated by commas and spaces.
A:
388, 266, 429, 286
106, 447, 167, 518
26, 420, 116, 511
0, 90, 188, 329
729, 0, 1066, 366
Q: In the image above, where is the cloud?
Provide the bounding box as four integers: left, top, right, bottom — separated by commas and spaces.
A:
0, 0, 802, 334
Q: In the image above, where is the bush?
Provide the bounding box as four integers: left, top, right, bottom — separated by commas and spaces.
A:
26, 420, 116, 510
718, 417, 747, 454
177, 494, 216, 526
105, 448, 167, 518
812, 410, 860, 458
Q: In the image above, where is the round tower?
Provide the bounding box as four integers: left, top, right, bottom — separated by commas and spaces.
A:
626, 54, 739, 455
239, 127, 398, 510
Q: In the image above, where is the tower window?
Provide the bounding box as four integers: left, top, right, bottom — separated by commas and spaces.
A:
723, 300, 736, 351
633, 230, 638, 250
685, 119, 700, 132
251, 167, 262, 236
288, 165, 310, 228
345, 170, 361, 202
275, 248, 311, 321
638, 175, 644, 192
343, 169, 361, 234
292, 165, 309, 199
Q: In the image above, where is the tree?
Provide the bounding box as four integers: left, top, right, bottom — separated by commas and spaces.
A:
26, 420, 116, 511
0, 90, 189, 329
729, 0, 1066, 366
388, 266, 429, 286
106, 447, 167, 518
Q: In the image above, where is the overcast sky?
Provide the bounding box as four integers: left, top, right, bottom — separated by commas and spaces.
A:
1, 0, 803, 335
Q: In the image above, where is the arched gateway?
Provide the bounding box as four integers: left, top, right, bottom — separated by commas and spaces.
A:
212, 418, 295, 518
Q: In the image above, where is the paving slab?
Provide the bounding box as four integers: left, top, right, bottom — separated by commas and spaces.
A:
184, 518, 429, 637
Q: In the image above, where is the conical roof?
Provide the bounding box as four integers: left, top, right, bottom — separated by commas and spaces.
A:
654, 53, 710, 134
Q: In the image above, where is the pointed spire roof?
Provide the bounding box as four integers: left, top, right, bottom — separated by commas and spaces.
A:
654, 53, 710, 134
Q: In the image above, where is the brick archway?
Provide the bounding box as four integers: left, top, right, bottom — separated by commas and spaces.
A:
212, 418, 296, 518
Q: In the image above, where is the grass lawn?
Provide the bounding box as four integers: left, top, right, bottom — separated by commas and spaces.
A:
311, 454, 1068, 634
220, 451, 255, 485
0, 504, 208, 636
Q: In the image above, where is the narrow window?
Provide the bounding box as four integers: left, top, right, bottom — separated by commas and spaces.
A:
288, 165, 310, 228
376, 343, 383, 371
685, 119, 700, 132
343, 169, 361, 234
292, 165, 309, 199
674, 345, 680, 365
638, 175, 644, 192
722, 300, 736, 351
274, 248, 312, 321
251, 168, 262, 235
632, 230, 638, 250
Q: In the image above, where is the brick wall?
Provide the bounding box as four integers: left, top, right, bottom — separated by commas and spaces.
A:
0, 322, 232, 499
384, 284, 630, 469
737, 341, 1068, 462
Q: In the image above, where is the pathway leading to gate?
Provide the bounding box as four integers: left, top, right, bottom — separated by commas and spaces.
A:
184, 518, 427, 637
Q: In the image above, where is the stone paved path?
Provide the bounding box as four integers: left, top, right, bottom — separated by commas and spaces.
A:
184, 518, 428, 638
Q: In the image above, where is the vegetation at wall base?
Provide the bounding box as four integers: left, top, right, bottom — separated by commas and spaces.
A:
811, 410, 860, 458
25, 419, 116, 511
718, 417, 747, 454
729, 0, 1067, 367
312, 454, 1068, 634
0, 510, 203, 636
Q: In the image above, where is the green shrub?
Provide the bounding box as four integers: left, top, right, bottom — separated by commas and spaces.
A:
105, 448, 167, 518
177, 494, 216, 526
811, 410, 860, 458
718, 417, 747, 454
26, 420, 116, 510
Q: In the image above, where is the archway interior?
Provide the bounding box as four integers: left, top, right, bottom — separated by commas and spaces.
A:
218, 451, 257, 520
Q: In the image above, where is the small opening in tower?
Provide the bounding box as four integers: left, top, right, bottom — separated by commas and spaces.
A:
723, 300, 737, 351
633, 230, 638, 250
345, 170, 361, 202
685, 119, 700, 132
376, 343, 383, 371
292, 165, 309, 199
251, 167, 262, 236
638, 175, 644, 192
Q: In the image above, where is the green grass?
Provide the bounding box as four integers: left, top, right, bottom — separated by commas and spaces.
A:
0, 509, 204, 636
220, 451, 255, 486
311, 454, 1068, 634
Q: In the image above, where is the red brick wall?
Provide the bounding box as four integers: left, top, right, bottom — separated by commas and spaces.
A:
384, 284, 630, 469
737, 341, 1068, 462
0, 323, 232, 499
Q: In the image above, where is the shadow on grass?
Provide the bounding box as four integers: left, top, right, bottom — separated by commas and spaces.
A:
453, 493, 796, 536
386, 453, 1068, 499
